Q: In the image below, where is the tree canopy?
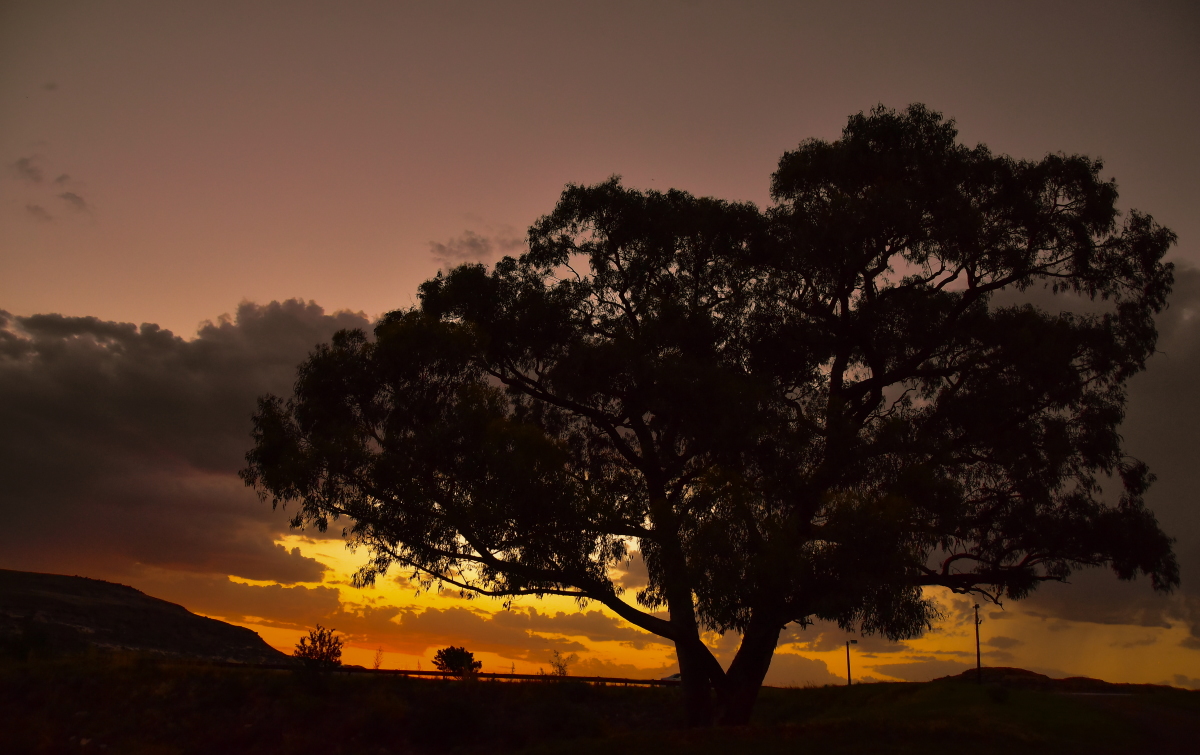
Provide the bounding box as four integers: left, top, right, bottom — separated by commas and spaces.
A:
243, 104, 1178, 726
432, 646, 482, 678
294, 624, 344, 669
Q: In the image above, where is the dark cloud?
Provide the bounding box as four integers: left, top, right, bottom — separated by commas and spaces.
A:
0, 300, 369, 585
516, 607, 668, 649
220, 597, 667, 665
13, 156, 42, 183
335, 605, 591, 662
10, 158, 91, 221
1111, 635, 1158, 649
1019, 572, 1174, 629
780, 621, 907, 654
763, 652, 841, 687
871, 658, 972, 682
1166, 674, 1200, 690
989, 267, 1200, 640
391, 574, 413, 589
58, 191, 87, 211
985, 636, 1023, 649
614, 550, 649, 591
131, 570, 342, 628
429, 230, 523, 267
25, 204, 51, 222
43, 82, 57, 91
572, 656, 676, 679
1117, 265, 1200, 640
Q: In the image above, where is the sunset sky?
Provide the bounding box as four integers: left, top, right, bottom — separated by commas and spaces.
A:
2, 0, 1199, 687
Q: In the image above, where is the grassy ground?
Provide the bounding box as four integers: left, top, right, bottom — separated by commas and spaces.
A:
538, 681, 1200, 755
2, 651, 1196, 754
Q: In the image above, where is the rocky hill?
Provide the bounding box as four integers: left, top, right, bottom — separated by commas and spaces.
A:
0, 568, 291, 664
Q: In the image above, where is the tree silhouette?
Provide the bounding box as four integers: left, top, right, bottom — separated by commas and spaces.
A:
432, 646, 481, 678
293, 624, 343, 669
548, 650, 578, 676
244, 105, 1179, 726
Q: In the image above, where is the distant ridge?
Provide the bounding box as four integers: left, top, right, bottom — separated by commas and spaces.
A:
0, 568, 291, 664
935, 666, 1178, 693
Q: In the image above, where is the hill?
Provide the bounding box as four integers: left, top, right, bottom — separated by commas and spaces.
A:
0, 568, 290, 664
935, 666, 1178, 693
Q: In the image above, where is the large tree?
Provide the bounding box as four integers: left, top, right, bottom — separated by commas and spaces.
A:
243, 105, 1178, 726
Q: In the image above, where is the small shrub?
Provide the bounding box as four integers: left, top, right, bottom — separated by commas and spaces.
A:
548, 650, 579, 676
293, 625, 343, 669
431, 646, 481, 678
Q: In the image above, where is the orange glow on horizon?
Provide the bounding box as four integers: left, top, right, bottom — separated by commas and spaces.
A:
181, 537, 1200, 688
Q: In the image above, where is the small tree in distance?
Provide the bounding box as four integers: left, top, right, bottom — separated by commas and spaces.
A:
294, 624, 344, 669
432, 646, 481, 678
548, 650, 579, 676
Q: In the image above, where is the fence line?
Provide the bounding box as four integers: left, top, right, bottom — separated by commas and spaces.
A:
214, 661, 681, 687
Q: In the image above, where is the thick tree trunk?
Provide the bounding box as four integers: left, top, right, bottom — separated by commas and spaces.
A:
664, 579, 723, 727
660, 554, 725, 727
647, 489, 725, 727
675, 636, 716, 727
714, 617, 783, 726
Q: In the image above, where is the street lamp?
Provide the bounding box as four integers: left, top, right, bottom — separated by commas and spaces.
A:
845, 639, 858, 686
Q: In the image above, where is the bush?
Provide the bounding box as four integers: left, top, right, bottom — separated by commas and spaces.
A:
293, 625, 343, 669
431, 646, 481, 678
548, 650, 579, 676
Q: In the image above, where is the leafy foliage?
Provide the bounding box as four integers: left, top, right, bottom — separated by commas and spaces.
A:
548, 650, 579, 676
244, 104, 1178, 725
293, 625, 343, 668
432, 646, 482, 677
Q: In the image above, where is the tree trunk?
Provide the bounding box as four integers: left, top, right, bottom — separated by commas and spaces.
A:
714, 617, 782, 726
649, 492, 724, 727
660, 556, 725, 727
664, 578, 721, 727
675, 636, 716, 727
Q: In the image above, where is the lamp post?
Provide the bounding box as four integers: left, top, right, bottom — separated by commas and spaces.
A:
845, 639, 857, 686
974, 604, 982, 684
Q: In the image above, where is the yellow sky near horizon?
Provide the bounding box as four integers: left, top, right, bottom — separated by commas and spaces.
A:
189, 534, 1200, 690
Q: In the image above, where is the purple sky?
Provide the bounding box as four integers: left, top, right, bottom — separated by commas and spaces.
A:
3, 1, 1196, 334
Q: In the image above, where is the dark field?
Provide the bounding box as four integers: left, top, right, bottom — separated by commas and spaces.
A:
2, 652, 1197, 754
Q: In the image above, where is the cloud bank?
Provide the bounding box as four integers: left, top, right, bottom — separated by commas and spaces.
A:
429, 229, 524, 268
1010, 267, 1200, 644
0, 300, 368, 584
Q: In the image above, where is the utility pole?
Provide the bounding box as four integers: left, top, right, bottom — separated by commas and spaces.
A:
974, 603, 982, 684
845, 639, 857, 686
